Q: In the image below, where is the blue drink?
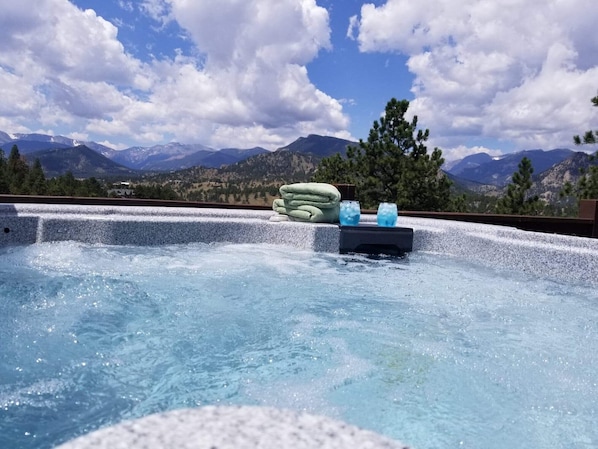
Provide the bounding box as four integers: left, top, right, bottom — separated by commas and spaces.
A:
376, 202, 397, 227
339, 200, 360, 226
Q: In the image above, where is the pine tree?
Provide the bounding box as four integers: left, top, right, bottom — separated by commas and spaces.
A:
0, 149, 9, 193
573, 94, 598, 145
80, 177, 107, 197
312, 153, 356, 185
7, 145, 30, 194
496, 157, 541, 215
26, 159, 48, 195
567, 93, 598, 200
313, 98, 452, 210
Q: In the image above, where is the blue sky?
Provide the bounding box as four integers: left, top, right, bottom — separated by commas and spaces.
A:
1, 0, 597, 160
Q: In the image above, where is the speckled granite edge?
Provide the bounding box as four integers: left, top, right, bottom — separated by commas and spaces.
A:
2, 203, 598, 287
403, 216, 598, 286
0, 204, 340, 252
55, 406, 410, 449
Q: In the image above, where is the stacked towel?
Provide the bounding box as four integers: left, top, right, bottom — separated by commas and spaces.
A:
279, 183, 341, 207
272, 199, 340, 222
271, 182, 341, 223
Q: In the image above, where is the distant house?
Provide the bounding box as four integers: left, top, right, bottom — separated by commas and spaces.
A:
108, 182, 135, 198
108, 188, 135, 198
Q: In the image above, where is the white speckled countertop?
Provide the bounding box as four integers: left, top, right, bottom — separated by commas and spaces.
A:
3, 203, 598, 286
56, 406, 410, 449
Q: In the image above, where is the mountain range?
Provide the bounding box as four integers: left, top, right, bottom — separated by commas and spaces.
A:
447, 148, 575, 186
0, 131, 358, 172
27, 145, 136, 178
1, 130, 594, 202
0, 131, 273, 172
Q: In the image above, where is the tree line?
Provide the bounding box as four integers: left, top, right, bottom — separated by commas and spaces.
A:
0, 145, 107, 197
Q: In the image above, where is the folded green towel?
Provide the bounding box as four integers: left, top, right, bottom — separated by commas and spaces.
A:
272, 198, 339, 223
279, 183, 341, 208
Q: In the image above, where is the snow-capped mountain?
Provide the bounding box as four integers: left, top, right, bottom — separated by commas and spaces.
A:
0, 131, 270, 171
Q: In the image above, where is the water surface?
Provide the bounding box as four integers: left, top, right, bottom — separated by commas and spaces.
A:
1, 242, 596, 449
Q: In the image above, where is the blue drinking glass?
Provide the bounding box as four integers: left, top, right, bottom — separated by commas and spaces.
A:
376, 202, 398, 227
339, 200, 360, 226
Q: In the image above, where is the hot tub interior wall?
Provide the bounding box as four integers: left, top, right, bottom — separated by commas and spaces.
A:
1, 203, 597, 287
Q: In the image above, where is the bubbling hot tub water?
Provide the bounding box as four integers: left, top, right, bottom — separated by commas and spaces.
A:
1, 241, 597, 449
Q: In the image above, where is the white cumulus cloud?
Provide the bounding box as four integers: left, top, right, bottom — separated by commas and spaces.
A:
0, 0, 350, 149
352, 0, 598, 158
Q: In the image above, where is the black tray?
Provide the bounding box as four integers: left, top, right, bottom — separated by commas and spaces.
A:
339, 224, 413, 256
